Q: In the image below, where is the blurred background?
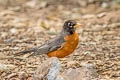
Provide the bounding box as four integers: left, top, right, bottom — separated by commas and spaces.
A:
0, 0, 120, 80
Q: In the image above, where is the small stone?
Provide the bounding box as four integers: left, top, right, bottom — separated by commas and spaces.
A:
33, 57, 60, 80
48, 57, 60, 80
1, 32, 8, 38
88, 0, 95, 3
0, 64, 8, 72
97, 13, 106, 18
92, 24, 105, 31
78, 1, 87, 7
84, 51, 91, 55
9, 6, 21, 12
10, 28, 17, 34
71, 13, 81, 19
0, 64, 16, 73
25, 0, 37, 8
101, 2, 109, 8
95, 35, 103, 42
62, 64, 101, 80
47, 31, 57, 35
67, 61, 76, 67
82, 14, 96, 19
4, 37, 14, 43
39, 1, 47, 8
7, 73, 17, 79
56, 75, 68, 80
19, 72, 29, 80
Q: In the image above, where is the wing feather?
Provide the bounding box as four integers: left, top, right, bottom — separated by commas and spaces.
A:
18, 35, 65, 55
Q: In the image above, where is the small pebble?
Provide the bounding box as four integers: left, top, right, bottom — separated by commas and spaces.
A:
10, 28, 17, 34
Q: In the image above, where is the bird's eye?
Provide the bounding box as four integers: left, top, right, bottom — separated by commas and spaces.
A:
68, 22, 74, 27
68, 22, 71, 26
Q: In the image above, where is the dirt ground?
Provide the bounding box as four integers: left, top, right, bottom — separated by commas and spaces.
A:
0, 0, 120, 80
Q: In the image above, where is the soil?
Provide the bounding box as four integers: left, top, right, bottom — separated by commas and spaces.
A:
0, 0, 120, 80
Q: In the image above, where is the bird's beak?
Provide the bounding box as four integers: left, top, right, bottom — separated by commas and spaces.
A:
74, 23, 83, 28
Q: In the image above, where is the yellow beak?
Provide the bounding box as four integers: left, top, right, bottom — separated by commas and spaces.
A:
74, 23, 83, 28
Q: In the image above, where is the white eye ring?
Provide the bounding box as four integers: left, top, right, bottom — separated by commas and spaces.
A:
68, 22, 71, 26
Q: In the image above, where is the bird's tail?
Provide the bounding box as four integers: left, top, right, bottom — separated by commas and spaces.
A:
16, 48, 38, 55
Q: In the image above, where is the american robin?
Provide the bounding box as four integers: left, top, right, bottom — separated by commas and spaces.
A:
18, 20, 82, 58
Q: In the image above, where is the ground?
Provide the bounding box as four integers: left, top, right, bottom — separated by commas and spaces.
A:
0, 0, 120, 80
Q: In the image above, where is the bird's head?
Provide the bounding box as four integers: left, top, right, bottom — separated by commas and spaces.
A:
62, 20, 82, 35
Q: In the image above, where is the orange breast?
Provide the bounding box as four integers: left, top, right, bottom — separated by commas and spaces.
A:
47, 32, 79, 58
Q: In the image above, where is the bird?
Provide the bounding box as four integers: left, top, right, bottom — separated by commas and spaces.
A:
18, 20, 82, 58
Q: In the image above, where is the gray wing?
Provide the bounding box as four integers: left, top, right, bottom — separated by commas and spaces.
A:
37, 35, 66, 54
18, 35, 66, 55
